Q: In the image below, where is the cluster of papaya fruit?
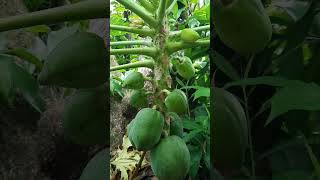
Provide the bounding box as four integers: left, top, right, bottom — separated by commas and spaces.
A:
122, 70, 192, 179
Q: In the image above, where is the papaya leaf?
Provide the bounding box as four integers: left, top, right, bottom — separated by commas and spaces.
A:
79, 148, 109, 180
302, 135, 320, 179
266, 83, 320, 125
0, 55, 44, 112
212, 50, 240, 81
188, 145, 203, 178
272, 0, 311, 22
193, 87, 209, 101
224, 76, 305, 89
4, 48, 43, 70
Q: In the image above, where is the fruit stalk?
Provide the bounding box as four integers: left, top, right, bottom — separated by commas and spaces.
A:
0, 0, 109, 32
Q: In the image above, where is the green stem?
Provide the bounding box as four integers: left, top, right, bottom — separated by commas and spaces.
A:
110, 60, 155, 71
138, 0, 157, 13
169, 25, 210, 37
0, 0, 108, 32
116, 0, 157, 28
110, 24, 155, 36
110, 40, 153, 47
166, 0, 178, 13
242, 54, 255, 180
111, 47, 158, 57
165, 40, 210, 54
157, 0, 167, 25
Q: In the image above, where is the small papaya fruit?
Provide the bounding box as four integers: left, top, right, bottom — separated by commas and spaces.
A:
150, 135, 190, 180
212, 87, 248, 170
129, 90, 148, 108
168, 112, 184, 138
165, 89, 189, 115
128, 108, 164, 151
213, 0, 272, 54
62, 85, 108, 145
180, 28, 200, 43
175, 56, 195, 80
38, 32, 107, 88
122, 71, 145, 89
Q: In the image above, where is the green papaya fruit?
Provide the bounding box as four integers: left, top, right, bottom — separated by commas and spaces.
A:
165, 89, 189, 115
79, 148, 109, 180
213, 0, 272, 54
62, 85, 108, 145
150, 135, 190, 180
38, 32, 107, 88
128, 108, 164, 151
168, 112, 184, 138
180, 28, 200, 43
129, 90, 148, 108
212, 87, 248, 169
122, 71, 145, 89
175, 56, 195, 80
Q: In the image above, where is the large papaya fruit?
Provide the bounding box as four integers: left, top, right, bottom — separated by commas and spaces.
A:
129, 90, 148, 108
150, 135, 190, 180
212, 87, 248, 169
213, 0, 272, 54
122, 71, 145, 89
180, 28, 200, 43
128, 108, 164, 151
62, 85, 108, 145
175, 56, 195, 80
38, 32, 107, 88
165, 89, 189, 115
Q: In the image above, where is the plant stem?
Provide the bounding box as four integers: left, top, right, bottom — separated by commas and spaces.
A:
242, 54, 255, 180
116, 0, 157, 28
110, 60, 154, 71
110, 47, 158, 57
0, 0, 108, 32
110, 25, 155, 36
129, 151, 147, 180
110, 40, 153, 47
169, 25, 210, 37
157, 0, 167, 26
166, 40, 210, 54
138, 0, 157, 13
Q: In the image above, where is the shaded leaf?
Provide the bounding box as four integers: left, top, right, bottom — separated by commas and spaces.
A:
212, 51, 240, 81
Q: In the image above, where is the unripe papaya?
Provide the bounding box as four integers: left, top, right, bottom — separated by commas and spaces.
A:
165, 89, 189, 115
128, 108, 164, 151
175, 56, 195, 80
38, 32, 107, 88
168, 112, 184, 138
180, 28, 200, 43
122, 71, 145, 89
129, 90, 148, 108
62, 85, 108, 145
212, 87, 248, 169
150, 135, 190, 180
213, 0, 272, 54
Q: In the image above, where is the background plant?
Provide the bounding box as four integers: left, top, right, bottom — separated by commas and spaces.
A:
212, 0, 320, 179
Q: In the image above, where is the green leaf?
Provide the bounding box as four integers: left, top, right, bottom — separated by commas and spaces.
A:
272, 0, 311, 22
79, 148, 109, 180
302, 135, 320, 179
224, 76, 305, 89
188, 145, 203, 178
4, 48, 43, 70
212, 51, 240, 81
0, 55, 44, 112
266, 83, 320, 125
193, 87, 209, 101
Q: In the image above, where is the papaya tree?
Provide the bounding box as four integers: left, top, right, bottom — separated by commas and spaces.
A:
0, 0, 109, 179
110, 0, 210, 179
